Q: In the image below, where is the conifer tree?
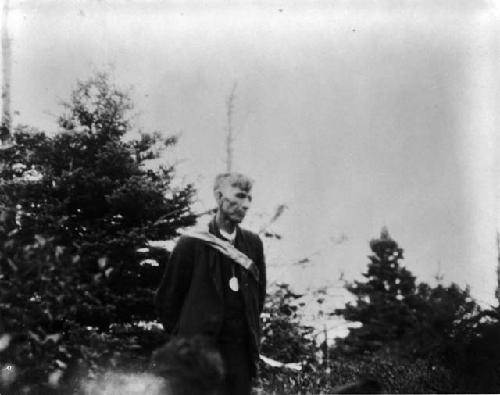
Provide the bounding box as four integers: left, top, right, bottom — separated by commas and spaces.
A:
0, 74, 196, 391
335, 227, 417, 352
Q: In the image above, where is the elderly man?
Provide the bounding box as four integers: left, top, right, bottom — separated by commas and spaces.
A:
155, 173, 266, 395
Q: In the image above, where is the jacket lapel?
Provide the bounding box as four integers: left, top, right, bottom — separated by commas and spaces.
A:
208, 219, 224, 298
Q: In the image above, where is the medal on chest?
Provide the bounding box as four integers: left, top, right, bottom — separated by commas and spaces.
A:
229, 276, 239, 292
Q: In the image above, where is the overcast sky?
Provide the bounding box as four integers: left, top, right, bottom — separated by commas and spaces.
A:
4, 0, 500, 305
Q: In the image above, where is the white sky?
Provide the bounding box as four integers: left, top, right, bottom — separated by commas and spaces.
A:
3, 0, 500, 306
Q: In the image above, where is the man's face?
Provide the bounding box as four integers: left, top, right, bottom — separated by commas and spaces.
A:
217, 184, 252, 224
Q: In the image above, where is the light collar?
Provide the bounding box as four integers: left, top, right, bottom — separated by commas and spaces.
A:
219, 228, 236, 243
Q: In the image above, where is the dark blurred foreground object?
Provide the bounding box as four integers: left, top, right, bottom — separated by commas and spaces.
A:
332, 377, 383, 394
151, 336, 225, 395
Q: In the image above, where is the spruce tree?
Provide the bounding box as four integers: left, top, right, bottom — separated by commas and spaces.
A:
0, 73, 196, 391
335, 227, 417, 353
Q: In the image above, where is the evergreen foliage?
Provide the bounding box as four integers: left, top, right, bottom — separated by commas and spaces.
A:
335, 227, 417, 352
333, 227, 500, 393
0, 73, 195, 393
260, 283, 315, 363
406, 282, 480, 359
451, 315, 500, 392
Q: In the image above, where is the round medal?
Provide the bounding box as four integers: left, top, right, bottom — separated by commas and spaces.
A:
229, 276, 239, 292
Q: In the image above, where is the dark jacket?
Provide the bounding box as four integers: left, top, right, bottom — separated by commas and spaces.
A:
155, 219, 266, 373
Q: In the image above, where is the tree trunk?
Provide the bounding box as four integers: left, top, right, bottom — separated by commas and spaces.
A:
225, 82, 237, 172
1, 0, 11, 144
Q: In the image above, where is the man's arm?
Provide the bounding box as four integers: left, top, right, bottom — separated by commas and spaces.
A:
257, 236, 266, 314
155, 236, 194, 337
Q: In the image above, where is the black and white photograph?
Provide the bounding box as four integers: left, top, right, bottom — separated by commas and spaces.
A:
0, 1, 499, 394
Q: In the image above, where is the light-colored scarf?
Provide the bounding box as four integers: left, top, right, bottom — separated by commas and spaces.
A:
180, 229, 259, 281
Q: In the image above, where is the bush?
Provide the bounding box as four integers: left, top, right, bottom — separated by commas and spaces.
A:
258, 349, 453, 394
260, 283, 316, 363
443, 312, 500, 393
